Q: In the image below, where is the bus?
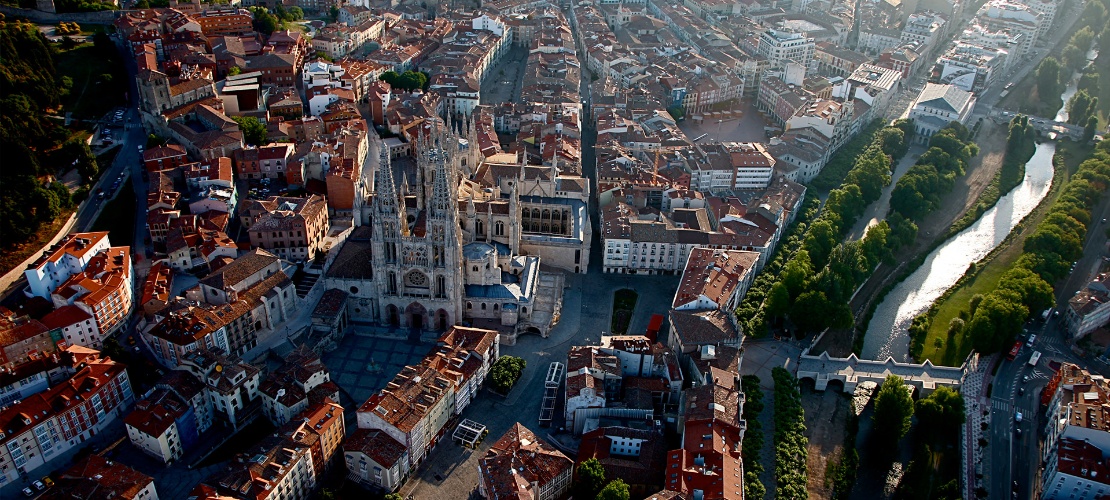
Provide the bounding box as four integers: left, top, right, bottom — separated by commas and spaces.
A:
1029, 350, 1042, 367
1007, 341, 1023, 361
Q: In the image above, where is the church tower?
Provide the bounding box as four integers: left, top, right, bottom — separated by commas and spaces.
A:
371, 146, 403, 318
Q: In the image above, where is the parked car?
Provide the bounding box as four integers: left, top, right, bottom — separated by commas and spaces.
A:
22, 487, 34, 497
33, 480, 45, 491
41, 477, 53, 488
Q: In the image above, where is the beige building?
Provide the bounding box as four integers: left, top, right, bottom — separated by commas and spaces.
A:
247, 195, 330, 262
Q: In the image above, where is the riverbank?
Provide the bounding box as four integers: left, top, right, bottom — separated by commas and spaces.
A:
918, 140, 1092, 365
859, 135, 1056, 360
812, 119, 1008, 357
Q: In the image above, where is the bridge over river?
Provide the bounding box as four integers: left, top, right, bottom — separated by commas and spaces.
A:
796, 350, 979, 395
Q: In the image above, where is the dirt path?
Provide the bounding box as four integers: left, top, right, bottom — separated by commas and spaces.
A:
801, 387, 850, 500
813, 119, 1008, 356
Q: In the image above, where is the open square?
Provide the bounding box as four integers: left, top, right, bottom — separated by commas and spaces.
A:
321, 331, 433, 404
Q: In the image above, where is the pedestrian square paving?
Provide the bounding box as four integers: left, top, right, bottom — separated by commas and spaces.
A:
323, 332, 433, 404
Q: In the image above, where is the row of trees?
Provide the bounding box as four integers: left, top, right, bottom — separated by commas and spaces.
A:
890, 122, 979, 221
893, 385, 966, 499
740, 375, 766, 499
489, 355, 526, 394
733, 195, 821, 336
756, 121, 917, 335
772, 367, 807, 500
809, 121, 885, 192
961, 142, 1110, 353
0, 21, 87, 248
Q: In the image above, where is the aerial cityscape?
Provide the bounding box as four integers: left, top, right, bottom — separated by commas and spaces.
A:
0, 0, 1107, 498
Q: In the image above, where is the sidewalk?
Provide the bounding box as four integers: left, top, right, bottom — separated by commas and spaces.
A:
963, 353, 995, 500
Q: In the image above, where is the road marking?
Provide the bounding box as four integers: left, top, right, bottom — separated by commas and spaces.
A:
992, 399, 1012, 412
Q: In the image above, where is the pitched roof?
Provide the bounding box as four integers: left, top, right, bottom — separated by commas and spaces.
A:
479, 423, 572, 499
914, 83, 972, 113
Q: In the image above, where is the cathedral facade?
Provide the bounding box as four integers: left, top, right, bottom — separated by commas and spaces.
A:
326, 123, 567, 338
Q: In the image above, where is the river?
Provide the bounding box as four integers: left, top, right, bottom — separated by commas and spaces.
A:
860, 48, 1101, 360
860, 141, 1057, 361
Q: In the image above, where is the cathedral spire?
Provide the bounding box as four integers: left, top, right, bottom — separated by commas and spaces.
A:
374, 144, 397, 213
430, 149, 455, 219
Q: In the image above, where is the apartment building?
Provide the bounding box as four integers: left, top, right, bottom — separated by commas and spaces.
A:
259, 346, 340, 427
1066, 274, 1110, 340
178, 349, 262, 430
477, 423, 573, 500
143, 144, 189, 173
49, 245, 133, 337
193, 434, 316, 500
1040, 363, 1110, 500
24, 232, 113, 299
673, 248, 760, 313
53, 455, 159, 500
757, 29, 815, 69
41, 305, 102, 350
247, 195, 330, 262
283, 398, 345, 477
125, 389, 193, 464
343, 428, 410, 492
0, 318, 57, 369
0, 352, 134, 486
355, 327, 500, 469
664, 374, 745, 500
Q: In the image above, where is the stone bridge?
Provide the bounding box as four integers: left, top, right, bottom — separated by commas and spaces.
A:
989, 109, 1087, 141
796, 351, 978, 396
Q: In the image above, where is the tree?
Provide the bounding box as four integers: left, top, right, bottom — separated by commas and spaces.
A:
63, 139, 98, 184
596, 479, 630, 500
872, 375, 914, 442
228, 66, 242, 76
914, 386, 965, 444
489, 356, 526, 393
328, 5, 340, 22
250, 7, 281, 36
232, 116, 268, 146
765, 281, 791, 320
1085, 116, 1099, 142
384, 494, 403, 500
575, 458, 606, 499
1036, 57, 1063, 104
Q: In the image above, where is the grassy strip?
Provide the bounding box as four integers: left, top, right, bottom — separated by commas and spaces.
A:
772, 367, 807, 499
916, 141, 1090, 364
741, 375, 766, 499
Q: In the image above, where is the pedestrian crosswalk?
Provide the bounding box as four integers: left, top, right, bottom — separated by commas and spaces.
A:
992, 399, 1012, 412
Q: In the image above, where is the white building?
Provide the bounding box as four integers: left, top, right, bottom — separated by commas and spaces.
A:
23, 232, 112, 299
343, 428, 410, 492
907, 83, 976, 144
757, 29, 815, 70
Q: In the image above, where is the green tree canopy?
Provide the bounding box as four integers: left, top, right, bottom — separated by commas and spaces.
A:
1036, 57, 1063, 103
915, 386, 965, 444
596, 479, 630, 500
872, 375, 914, 442
575, 458, 606, 499
233, 116, 268, 146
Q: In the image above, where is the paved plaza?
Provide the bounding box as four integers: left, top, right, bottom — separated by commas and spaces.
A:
323, 329, 437, 405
